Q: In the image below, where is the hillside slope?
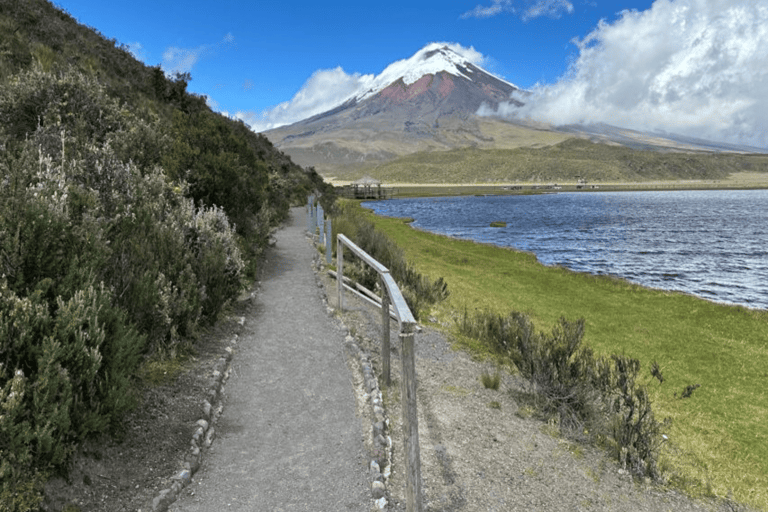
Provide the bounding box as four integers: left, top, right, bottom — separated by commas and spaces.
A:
0, 1, 331, 509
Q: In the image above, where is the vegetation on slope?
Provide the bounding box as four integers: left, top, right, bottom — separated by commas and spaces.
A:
0, 1, 331, 509
355, 138, 768, 184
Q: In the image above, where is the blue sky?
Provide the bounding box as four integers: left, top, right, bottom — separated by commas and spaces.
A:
54, 0, 767, 149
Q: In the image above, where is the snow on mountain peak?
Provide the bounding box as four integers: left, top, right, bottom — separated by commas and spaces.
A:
354, 42, 500, 102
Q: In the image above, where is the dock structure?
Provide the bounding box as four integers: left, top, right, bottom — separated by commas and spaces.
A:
340, 175, 391, 199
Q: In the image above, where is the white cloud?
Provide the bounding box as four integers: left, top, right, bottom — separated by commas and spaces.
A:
244, 42, 488, 132
126, 42, 146, 61
162, 33, 235, 76
240, 67, 373, 132
461, 0, 573, 20
522, 0, 574, 21
461, 0, 515, 19
485, 0, 768, 149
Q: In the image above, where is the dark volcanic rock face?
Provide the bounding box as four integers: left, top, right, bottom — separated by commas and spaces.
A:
356, 65, 520, 124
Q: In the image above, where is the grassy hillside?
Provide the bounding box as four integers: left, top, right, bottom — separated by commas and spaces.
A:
269, 116, 573, 171
0, 1, 332, 509
333, 138, 768, 183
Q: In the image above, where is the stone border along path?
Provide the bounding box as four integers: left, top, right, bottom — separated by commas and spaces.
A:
160, 208, 386, 512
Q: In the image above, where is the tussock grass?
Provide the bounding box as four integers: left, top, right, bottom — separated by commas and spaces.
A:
356, 202, 768, 510
480, 371, 501, 390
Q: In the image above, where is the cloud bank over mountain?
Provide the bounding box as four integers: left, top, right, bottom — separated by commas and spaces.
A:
241, 43, 486, 132
482, 0, 768, 149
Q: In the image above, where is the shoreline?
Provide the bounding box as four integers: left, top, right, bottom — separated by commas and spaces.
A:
372, 206, 767, 313
327, 172, 768, 198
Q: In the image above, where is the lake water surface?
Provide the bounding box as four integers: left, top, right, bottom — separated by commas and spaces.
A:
363, 190, 768, 310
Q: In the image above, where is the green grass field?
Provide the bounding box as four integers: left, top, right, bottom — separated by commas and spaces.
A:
357, 203, 768, 510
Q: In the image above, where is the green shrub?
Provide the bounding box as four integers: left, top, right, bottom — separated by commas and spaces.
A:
0, 279, 144, 508
0, 63, 250, 497
458, 309, 669, 480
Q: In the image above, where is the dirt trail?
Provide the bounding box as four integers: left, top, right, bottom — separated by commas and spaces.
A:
169, 209, 372, 511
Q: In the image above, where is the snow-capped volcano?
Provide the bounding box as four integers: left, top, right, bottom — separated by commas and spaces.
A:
350, 42, 519, 103
297, 42, 522, 123
264, 42, 524, 169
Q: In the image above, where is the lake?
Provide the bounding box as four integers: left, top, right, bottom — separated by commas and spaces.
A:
363, 190, 768, 310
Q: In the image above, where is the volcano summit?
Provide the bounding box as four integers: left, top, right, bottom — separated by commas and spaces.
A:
264, 43, 529, 169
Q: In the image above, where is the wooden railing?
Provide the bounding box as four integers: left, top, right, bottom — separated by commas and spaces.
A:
336, 233, 423, 512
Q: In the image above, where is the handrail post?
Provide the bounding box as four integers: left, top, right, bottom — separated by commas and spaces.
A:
337, 235, 344, 311
400, 328, 422, 512
307, 196, 312, 232
380, 274, 390, 387
325, 218, 332, 265
317, 204, 324, 242
318, 207, 325, 246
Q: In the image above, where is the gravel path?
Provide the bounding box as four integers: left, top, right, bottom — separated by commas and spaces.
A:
169, 209, 372, 511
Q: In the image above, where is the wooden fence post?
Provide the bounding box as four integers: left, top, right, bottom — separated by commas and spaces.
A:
380, 274, 390, 387
400, 329, 422, 512
325, 219, 332, 265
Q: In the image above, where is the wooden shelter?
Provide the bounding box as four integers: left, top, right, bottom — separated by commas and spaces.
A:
341, 176, 390, 199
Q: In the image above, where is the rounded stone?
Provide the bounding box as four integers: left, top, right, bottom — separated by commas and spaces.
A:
204, 427, 216, 448
202, 400, 212, 420
172, 469, 191, 483
371, 480, 386, 499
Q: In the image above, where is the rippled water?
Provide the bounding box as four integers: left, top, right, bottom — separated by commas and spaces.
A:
363, 190, 768, 310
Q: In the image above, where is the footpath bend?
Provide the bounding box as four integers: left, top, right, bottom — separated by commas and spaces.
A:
169, 208, 372, 511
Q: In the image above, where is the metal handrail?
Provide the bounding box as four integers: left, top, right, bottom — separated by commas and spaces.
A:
336, 234, 416, 330
335, 232, 422, 512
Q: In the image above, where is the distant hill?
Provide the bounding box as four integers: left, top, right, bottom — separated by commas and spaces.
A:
331, 138, 768, 184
